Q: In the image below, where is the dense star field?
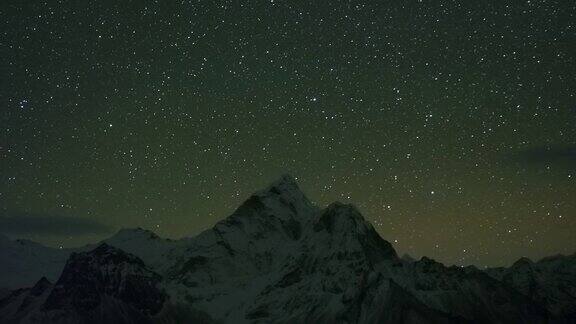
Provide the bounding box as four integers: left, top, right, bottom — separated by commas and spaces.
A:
1, 1, 575, 267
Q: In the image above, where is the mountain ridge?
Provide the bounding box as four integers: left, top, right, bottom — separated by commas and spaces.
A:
0, 175, 574, 323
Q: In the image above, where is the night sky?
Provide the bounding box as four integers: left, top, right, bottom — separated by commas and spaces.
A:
1, 1, 575, 267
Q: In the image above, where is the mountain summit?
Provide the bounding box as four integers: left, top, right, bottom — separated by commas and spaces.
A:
0, 175, 574, 323
244, 173, 318, 222
260, 173, 301, 194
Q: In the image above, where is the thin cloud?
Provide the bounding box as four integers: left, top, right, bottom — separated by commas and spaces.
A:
516, 145, 576, 165
0, 211, 112, 236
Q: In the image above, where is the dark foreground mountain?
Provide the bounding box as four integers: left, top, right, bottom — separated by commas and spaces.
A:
0, 175, 574, 323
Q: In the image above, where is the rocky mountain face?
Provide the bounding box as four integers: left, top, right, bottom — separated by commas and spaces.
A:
0, 244, 166, 324
0, 175, 574, 323
486, 254, 576, 322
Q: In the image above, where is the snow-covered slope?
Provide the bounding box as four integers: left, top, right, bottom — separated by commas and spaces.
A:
0, 175, 574, 323
0, 234, 72, 290
98, 228, 183, 274
385, 256, 549, 323
0, 227, 181, 291
486, 253, 576, 321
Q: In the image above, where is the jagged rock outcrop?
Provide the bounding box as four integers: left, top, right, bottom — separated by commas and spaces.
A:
0, 244, 167, 324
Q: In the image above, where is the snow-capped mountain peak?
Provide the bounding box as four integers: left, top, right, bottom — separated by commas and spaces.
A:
1, 175, 575, 323
249, 174, 318, 221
